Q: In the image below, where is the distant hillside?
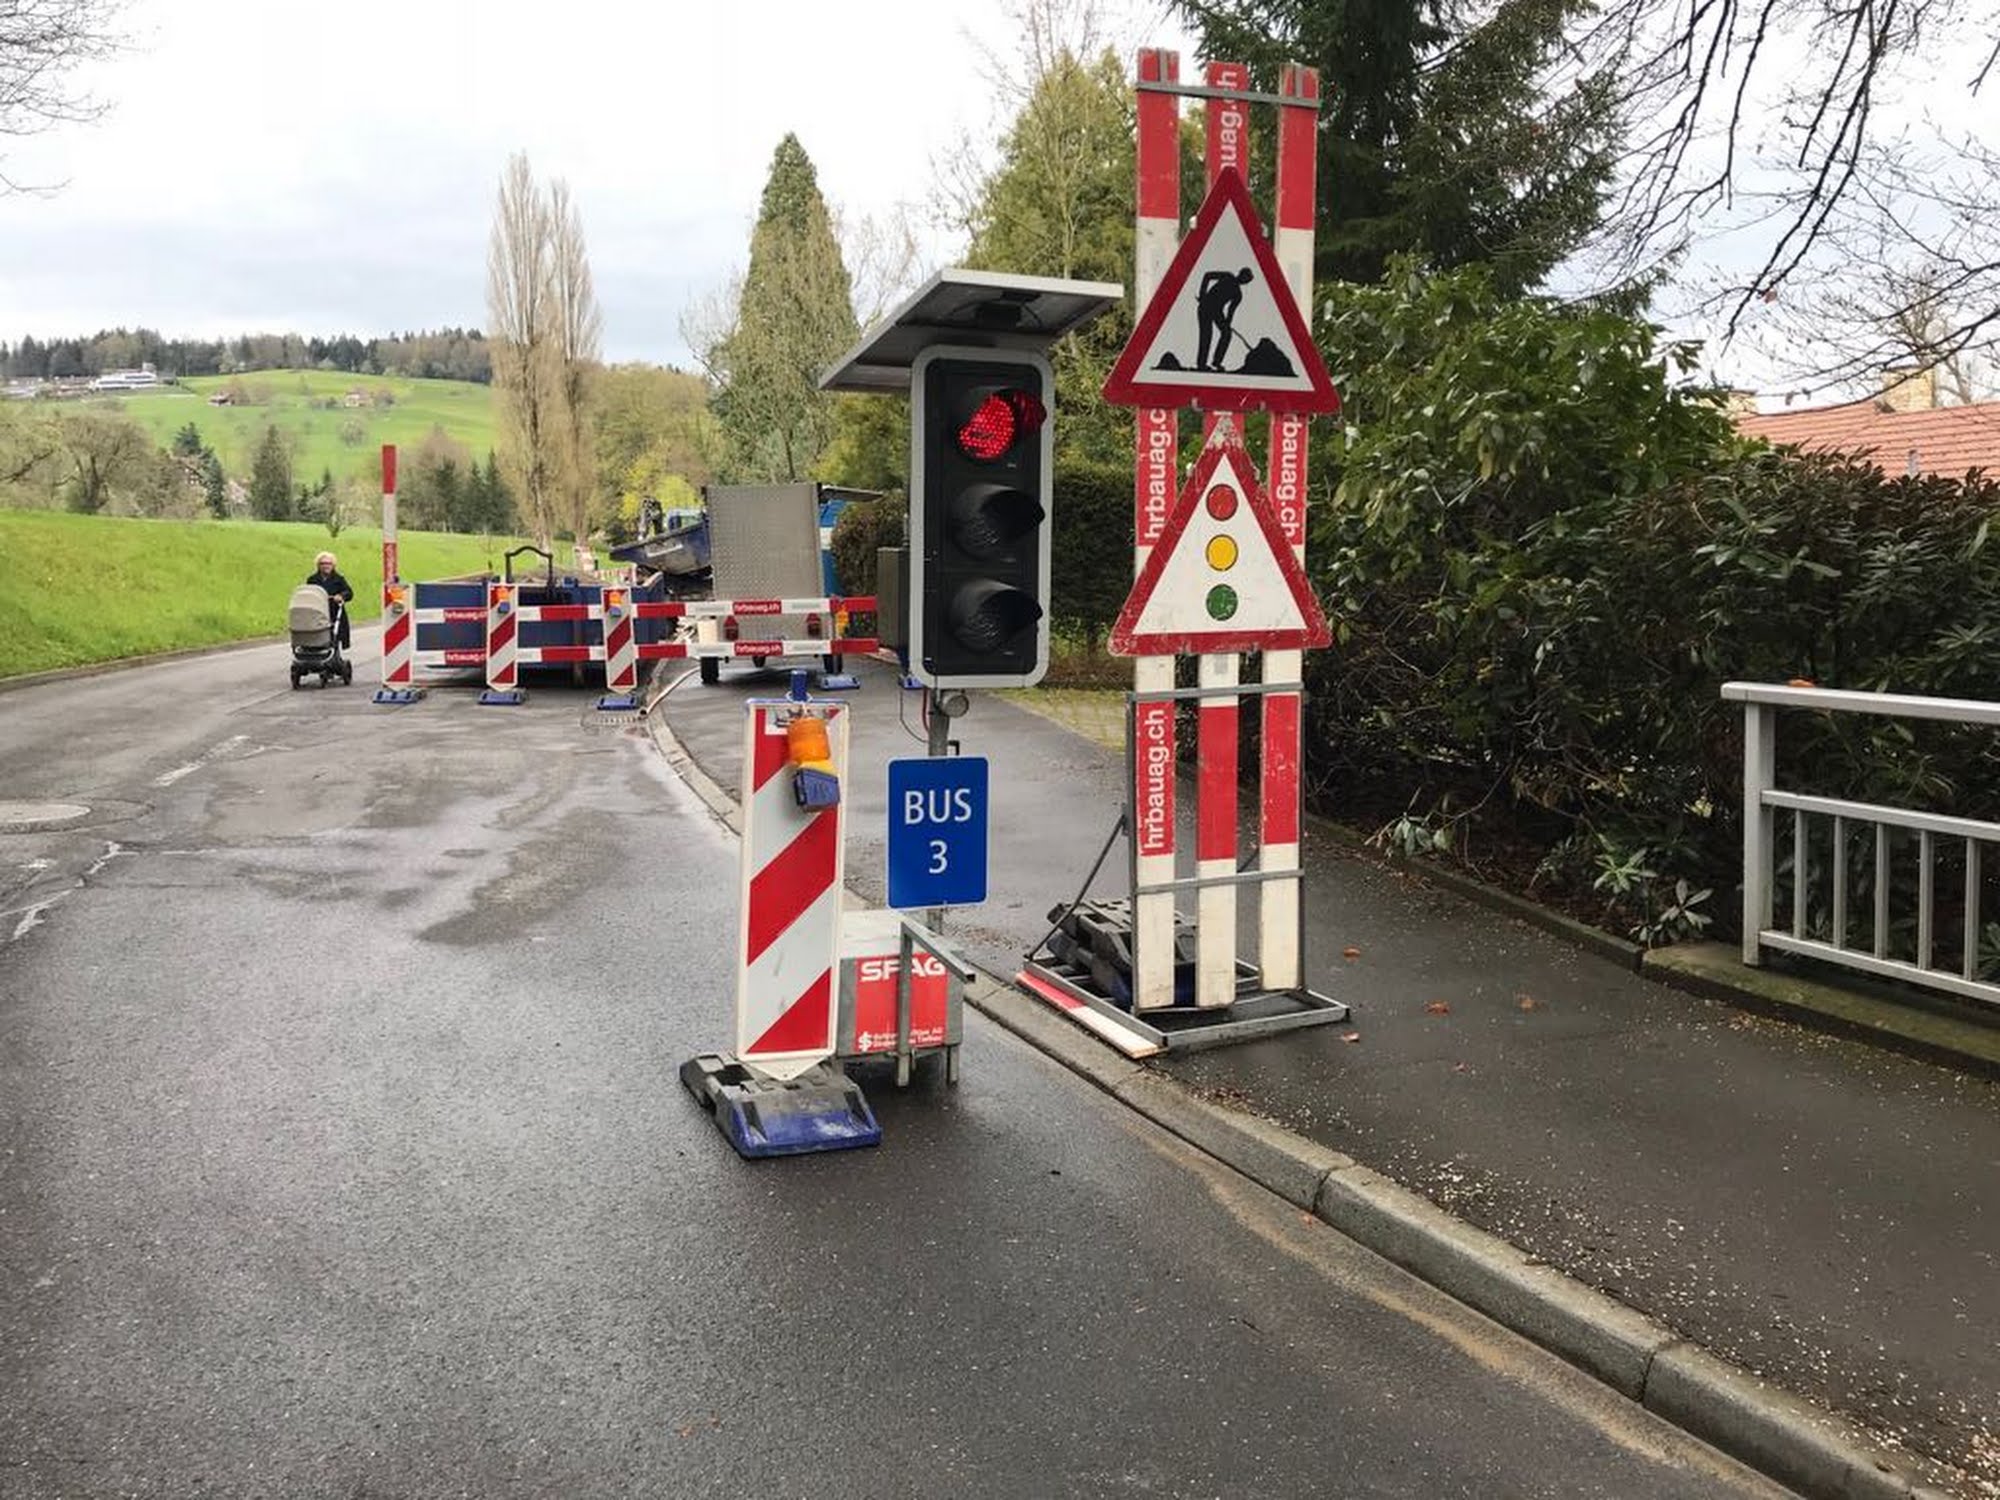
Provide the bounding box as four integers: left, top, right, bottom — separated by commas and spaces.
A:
100, 372, 497, 489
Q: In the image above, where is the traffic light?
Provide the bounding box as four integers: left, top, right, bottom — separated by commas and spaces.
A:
909, 346, 1054, 689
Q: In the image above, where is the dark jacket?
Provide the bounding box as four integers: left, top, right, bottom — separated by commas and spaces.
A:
306, 568, 354, 604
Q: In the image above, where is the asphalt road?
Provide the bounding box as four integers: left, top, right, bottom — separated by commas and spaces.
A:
1, 637, 1796, 1498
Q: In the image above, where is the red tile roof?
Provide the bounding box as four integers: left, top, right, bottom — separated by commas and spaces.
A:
1736, 399, 2000, 479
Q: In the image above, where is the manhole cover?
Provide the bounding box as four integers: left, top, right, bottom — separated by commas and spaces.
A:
0, 801, 91, 834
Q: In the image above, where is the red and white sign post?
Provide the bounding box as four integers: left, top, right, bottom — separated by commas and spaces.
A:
1107, 54, 1337, 1022
1260, 65, 1321, 991
1130, 47, 1183, 1013
374, 443, 422, 704
1196, 62, 1250, 1011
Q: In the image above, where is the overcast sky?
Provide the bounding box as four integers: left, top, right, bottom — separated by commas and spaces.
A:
5, 1, 1990, 402
0, 0, 1191, 369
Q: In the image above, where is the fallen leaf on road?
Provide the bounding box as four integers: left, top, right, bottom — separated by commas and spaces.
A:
1453, 1062, 1470, 1073
1341, 1032, 1362, 1043
1517, 994, 1542, 1011
1425, 1000, 1452, 1016
1342, 946, 1361, 959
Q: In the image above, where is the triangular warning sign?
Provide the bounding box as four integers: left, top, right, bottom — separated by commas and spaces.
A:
1110, 429, 1331, 657
1103, 168, 1340, 416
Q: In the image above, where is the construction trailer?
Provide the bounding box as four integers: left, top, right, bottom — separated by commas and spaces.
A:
691, 482, 876, 685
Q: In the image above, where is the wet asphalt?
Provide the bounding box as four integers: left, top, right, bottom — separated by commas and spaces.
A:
658, 656, 2000, 1493
0, 637, 1804, 1498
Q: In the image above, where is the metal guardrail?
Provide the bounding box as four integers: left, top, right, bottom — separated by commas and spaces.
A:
1725, 682, 2000, 1011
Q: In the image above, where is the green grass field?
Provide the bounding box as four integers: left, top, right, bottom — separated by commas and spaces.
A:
87, 371, 497, 489
0, 509, 531, 679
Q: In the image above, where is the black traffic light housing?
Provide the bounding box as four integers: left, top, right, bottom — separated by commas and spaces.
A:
909, 345, 1054, 689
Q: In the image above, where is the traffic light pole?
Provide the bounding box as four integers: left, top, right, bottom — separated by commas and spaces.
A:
924, 686, 963, 934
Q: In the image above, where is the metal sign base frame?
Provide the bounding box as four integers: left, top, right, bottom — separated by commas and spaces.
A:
1018, 951, 1346, 1058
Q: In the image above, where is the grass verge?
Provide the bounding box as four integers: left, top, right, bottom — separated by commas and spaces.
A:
0, 509, 530, 678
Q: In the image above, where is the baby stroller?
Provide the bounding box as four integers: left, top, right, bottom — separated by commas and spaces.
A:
288, 583, 354, 689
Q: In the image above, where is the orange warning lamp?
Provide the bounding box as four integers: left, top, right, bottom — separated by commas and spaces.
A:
787, 712, 840, 810
787, 715, 831, 766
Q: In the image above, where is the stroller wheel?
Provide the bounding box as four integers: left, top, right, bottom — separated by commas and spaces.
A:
340, 662, 354, 685
290, 668, 304, 689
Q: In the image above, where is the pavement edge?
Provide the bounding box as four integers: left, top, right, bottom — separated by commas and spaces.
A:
644, 683, 1968, 1500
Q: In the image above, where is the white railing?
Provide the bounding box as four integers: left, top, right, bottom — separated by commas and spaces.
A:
1726, 682, 2000, 1011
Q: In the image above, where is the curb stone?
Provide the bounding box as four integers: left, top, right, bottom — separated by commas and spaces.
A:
645, 680, 1970, 1500
1312, 1160, 1674, 1400
1644, 1344, 1925, 1500
0, 632, 294, 695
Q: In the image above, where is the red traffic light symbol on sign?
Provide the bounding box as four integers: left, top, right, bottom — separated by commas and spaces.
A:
1109, 429, 1331, 657
1102, 167, 1340, 416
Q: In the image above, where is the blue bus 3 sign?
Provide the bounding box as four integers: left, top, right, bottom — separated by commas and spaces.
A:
887, 757, 989, 910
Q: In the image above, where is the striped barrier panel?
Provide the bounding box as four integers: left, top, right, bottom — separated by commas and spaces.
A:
602, 588, 638, 695
381, 583, 417, 688
737, 697, 849, 1081
396, 592, 883, 687
482, 581, 524, 704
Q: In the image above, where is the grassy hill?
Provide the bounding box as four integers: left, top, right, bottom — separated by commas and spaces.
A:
91, 371, 497, 489
0, 509, 531, 679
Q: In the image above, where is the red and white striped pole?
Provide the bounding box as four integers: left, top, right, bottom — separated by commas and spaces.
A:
376, 444, 419, 699
1193, 60, 1251, 1009
1131, 47, 1182, 1013
737, 700, 847, 1080
1258, 65, 1320, 992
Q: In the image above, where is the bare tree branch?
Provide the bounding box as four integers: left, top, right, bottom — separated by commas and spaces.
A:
0, 0, 125, 194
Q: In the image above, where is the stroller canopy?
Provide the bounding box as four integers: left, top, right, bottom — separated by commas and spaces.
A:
288, 584, 334, 634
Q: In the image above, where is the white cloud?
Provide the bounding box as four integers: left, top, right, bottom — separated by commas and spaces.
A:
1, 0, 1194, 364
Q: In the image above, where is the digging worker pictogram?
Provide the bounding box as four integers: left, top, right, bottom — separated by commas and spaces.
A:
1196, 267, 1254, 371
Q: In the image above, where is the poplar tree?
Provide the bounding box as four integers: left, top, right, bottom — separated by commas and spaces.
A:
706, 134, 860, 483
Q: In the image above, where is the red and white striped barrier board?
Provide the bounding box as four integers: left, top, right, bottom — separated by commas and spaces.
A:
1193, 60, 1252, 1009
381, 583, 416, 688
486, 582, 520, 694
1131, 46, 1182, 1012
602, 587, 637, 694
1258, 65, 1320, 991
737, 699, 848, 1081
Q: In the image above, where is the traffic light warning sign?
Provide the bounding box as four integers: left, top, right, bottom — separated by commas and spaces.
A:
1109, 431, 1330, 658
1102, 167, 1339, 416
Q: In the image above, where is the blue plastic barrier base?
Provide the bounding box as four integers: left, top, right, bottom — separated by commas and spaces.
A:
478, 688, 528, 706
899, 674, 924, 691
596, 693, 641, 712
817, 673, 861, 692
679, 1054, 881, 1159
372, 687, 426, 706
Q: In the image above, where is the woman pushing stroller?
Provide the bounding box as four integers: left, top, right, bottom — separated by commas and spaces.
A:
306, 551, 353, 649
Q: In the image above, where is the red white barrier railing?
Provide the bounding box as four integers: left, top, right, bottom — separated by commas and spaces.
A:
400, 590, 883, 689
633, 595, 880, 663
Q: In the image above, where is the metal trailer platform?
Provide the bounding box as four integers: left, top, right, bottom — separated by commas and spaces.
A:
1020, 898, 1348, 1058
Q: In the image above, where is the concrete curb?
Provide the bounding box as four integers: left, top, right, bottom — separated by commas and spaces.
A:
644, 683, 1970, 1500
